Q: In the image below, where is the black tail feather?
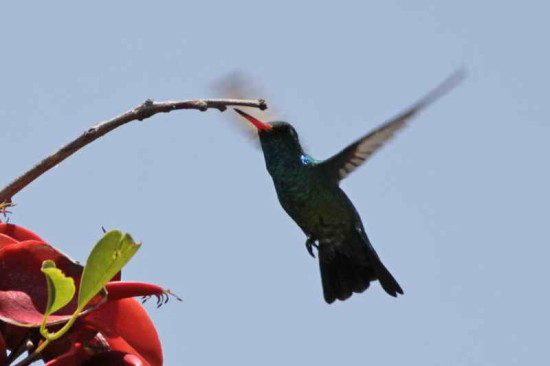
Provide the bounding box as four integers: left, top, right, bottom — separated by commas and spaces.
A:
370, 254, 404, 297
318, 240, 402, 303
319, 249, 355, 303
319, 245, 374, 303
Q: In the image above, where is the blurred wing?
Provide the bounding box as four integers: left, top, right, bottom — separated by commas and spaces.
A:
319, 69, 465, 184
212, 72, 281, 145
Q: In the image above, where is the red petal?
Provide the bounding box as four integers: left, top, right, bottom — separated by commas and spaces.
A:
83, 351, 145, 366
0, 224, 44, 242
44, 342, 91, 366
82, 298, 162, 366
0, 234, 18, 251
0, 241, 106, 327
105, 282, 172, 301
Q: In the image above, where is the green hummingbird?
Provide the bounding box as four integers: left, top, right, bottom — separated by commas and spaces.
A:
234, 71, 463, 304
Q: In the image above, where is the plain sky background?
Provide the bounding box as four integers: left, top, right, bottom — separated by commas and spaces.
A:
1, 1, 548, 365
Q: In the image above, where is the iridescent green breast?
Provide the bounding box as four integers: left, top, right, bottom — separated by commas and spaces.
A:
270, 167, 357, 236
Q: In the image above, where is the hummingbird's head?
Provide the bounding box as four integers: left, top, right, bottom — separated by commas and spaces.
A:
233, 109, 304, 160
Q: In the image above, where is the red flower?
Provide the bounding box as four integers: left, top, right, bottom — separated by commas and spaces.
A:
0, 223, 177, 366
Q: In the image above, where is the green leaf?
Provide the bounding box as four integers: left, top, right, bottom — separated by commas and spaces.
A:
41, 260, 76, 317
77, 230, 141, 309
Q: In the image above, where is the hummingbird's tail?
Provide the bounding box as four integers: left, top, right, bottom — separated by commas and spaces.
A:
318, 235, 403, 303
318, 246, 372, 303
368, 250, 404, 297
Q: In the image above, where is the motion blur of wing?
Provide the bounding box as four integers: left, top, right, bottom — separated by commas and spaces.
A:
212, 72, 281, 144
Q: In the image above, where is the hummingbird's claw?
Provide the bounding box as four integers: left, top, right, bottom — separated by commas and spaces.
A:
305, 237, 318, 258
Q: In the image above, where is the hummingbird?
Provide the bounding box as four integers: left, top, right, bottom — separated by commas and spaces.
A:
234, 71, 464, 304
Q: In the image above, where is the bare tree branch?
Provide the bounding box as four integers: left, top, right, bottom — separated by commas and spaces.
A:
0, 98, 267, 204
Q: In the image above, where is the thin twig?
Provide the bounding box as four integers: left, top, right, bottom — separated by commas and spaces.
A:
13, 350, 39, 366
7, 338, 34, 366
0, 98, 267, 204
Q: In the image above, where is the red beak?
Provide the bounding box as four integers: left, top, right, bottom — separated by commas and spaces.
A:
234, 109, 273, 131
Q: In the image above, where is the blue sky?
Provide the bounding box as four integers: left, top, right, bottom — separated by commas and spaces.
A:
1, 1, 548, 364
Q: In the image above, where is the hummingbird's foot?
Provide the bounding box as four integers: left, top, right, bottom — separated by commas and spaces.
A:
305, 237, 319, 258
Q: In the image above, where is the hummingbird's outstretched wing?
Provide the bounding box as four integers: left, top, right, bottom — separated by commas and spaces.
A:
318, 70, 465, 184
